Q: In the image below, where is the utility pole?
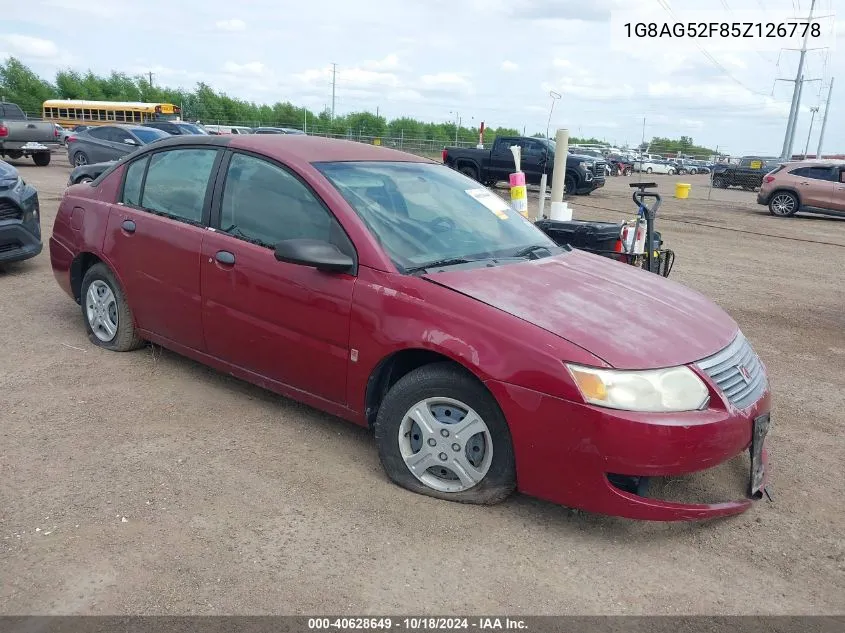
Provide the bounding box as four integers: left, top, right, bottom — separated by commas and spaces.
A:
148, 71, 154, 88
779, 0, 816, 159
816, 78, 834, 158
331, 63, 337, 121
803, 106, 819, 157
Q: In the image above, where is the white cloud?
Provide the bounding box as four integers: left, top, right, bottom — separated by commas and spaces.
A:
215, 19, 246, 31
419, 72, 472, 90
501, 60, 519, 72
363, 54, 401, 71
222, 61, 267, 76
0, 35, 60, 60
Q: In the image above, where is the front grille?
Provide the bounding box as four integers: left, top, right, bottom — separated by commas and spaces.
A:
697, 333, 768, 410
0, 200, 22, 221
594, 161, 606, 174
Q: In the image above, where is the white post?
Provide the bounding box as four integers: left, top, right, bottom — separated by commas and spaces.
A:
549, 129, 571, 221
550, 129, 569, 204
304, 110, 308, 134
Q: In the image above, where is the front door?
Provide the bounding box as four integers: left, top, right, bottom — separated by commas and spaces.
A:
200, 151, 356, 404
103, 147, 221, 350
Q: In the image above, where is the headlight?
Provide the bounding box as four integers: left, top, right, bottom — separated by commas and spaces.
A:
565, 364, 710, 412
579, 161, 588, 169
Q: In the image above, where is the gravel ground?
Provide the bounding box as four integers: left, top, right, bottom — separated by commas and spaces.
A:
1, 157, 843, 615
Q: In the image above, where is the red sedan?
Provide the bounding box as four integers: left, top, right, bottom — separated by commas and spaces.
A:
50, 135, 771, 521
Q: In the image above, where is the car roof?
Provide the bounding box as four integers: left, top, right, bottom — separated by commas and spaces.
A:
120, 134, 435, 164
790, 158, 845, 167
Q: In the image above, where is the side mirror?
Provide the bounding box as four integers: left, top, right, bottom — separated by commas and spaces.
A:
123, 138, 138, 146
274, 239, 353, 273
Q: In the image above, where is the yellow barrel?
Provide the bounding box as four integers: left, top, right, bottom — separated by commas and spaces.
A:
675, 182, 691, 199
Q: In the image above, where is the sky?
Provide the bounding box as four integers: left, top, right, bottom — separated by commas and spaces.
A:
1, 0, 842, 155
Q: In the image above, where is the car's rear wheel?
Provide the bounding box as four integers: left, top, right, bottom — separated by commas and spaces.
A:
374, 363, 515, 505
646, 167, 653, 174
713, 177, 727, 188
458, 164, 479, 182
33, 152, 51, 167
769, 191, 799, 217
80, 263, 144, 352
73, 152, 89, 167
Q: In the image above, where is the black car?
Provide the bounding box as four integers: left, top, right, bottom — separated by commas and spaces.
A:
142, 121, 208, 135
68, 160, 115, 185
0, 159, 41, 264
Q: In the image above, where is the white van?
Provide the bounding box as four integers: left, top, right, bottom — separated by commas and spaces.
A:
203, 125, 253, 135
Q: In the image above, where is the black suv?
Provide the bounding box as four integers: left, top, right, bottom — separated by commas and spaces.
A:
142, 121, 207, 135
0, 159, 41, 264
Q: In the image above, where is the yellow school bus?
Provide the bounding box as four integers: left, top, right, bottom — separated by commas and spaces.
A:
42, 100, 181, 128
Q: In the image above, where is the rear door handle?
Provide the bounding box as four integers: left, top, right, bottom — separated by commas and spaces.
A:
121, 220, 136, 233
215, 250, 235, 265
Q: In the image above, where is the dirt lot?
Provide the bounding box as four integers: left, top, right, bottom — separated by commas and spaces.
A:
1, 156, 844, 615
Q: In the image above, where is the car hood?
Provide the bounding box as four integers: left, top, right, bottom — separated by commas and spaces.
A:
424, 250, 738, 370
0, 159, 19, 183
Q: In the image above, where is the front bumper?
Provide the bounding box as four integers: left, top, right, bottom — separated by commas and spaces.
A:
485, 379, 771, 521
0, 190, 42, 264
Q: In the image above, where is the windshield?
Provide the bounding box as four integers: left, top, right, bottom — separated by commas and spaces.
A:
133, 127, 170, 144
315, 161, 558, 272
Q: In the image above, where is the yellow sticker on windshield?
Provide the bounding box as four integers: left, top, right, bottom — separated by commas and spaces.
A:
466, 188, 510, 220
749, 160, 762, 169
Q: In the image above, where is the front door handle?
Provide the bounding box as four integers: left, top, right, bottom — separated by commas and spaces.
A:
215, 250, 235, 265
121, 220, 136, 233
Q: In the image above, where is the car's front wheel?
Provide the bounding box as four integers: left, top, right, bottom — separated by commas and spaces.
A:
80, 263, 145, 351
374, 363, 516, 505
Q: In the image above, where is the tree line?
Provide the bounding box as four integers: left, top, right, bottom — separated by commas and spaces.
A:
1, 57, 715, 153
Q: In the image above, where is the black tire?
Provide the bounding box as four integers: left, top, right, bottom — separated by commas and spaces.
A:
76, 176, 94, 184
458, 164, 479, 182
713, 177, 727, 188
374, 362, 516, 505
623, 167, 632, 176
668, 169, 676, 175
80, 263, 144, 352
73, 151, 89, 167
32, 152, 51, 167
564, 174, 576, 195
646, 167, 653, 174
768, 191, 799, 217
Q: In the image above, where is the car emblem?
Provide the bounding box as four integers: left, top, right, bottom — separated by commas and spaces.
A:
737, 364, 752, 383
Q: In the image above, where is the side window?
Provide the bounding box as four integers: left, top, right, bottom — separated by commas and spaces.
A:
122, 157, 149, 207
789, 167, 809, 177
839, 170, 845, 184
806, 167, 834, 181
87, 127, 111, 140
105, 128, 130, 143
140, 149, 218, 224
219, 153, 346, 250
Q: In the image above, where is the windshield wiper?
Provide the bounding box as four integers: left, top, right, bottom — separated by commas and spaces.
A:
512, 244, 558, 260
404, 257, 482, 274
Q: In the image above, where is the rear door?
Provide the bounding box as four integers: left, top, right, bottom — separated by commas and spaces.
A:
103, 147, 222, 350
80, 127, 114, 162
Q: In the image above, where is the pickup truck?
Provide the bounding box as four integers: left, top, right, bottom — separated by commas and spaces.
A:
711, 156, 780, 190
442, 136, 606, 195
0, 102, 59, 166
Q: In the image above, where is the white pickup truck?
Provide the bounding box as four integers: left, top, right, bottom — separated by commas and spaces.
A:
0, 102, 59, 166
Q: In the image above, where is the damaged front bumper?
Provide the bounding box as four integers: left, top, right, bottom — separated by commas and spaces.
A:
486, 379, 772, 521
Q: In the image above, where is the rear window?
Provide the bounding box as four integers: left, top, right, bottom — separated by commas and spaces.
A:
133, 128, 169, 144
